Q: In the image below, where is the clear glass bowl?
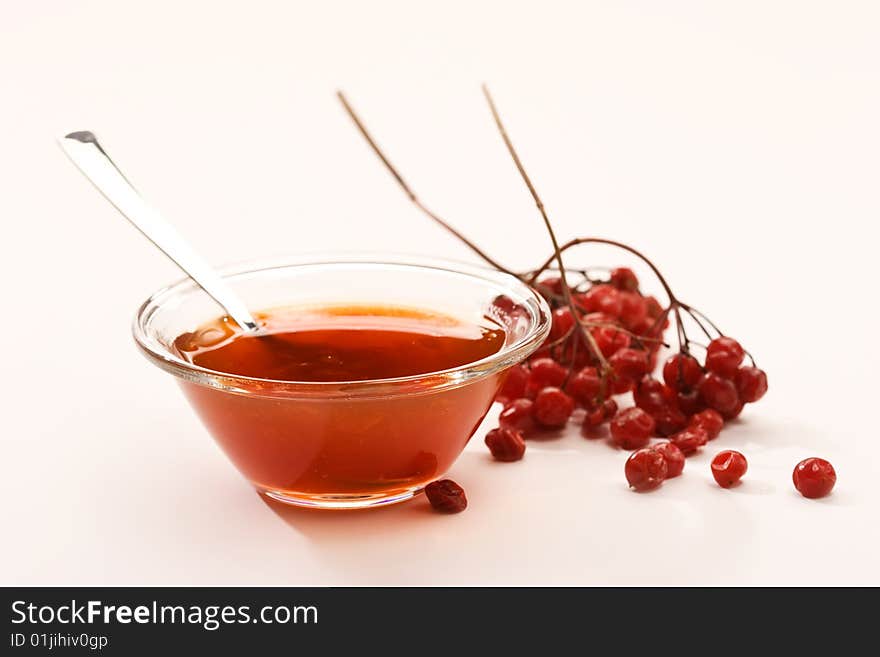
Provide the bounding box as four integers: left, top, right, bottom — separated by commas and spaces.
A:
133, 255, 551, 509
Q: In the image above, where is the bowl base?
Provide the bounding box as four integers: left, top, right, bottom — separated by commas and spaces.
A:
259, 485, 423, 510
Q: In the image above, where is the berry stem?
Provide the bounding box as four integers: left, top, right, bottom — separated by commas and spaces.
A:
481, 85, 609, 374
336, 91, 518, 278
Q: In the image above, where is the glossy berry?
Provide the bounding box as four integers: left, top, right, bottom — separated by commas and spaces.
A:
581, 284, 622, 317
425, 479, 467, 513
499, 398, 537, 435
793, 458, 836, 499
609, 348, 650, 383
618, 292, 648, 328
533, 387, 575, 428
549, 306, 575, 342
697, 372, 740, 415
497, 365, 529, 403
670, 426, 708, 455
610, 407, 656, 449
652, 408, 689, 437
527, 358, 567, 395
633, 376, 677, 416
721, 400, 745, 421
676, 388, 705, 415
654, 442, 685, 478
566, 366, 602, 407
591, 325, 631, 358
662, 353, 703, 391
583, 398, 618, 428
610, 267, 639, 292
538, 276, 564, 296
689, 409, 724, 440
711, 450, 748, 488
735, 366, 768, 403
485, 427, 526, 462
491, 294, 527, 319
625, 448, 668, 492
705, 337, 745, 378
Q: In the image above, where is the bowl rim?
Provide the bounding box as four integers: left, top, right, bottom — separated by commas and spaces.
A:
132, 254, 551, 399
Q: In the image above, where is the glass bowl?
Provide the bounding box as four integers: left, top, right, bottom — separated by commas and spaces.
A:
133, 255, 551, 509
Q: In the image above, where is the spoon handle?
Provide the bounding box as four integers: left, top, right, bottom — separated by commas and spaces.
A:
58, 131, 260, 333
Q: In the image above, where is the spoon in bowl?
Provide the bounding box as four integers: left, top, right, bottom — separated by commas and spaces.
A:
58, 131, 261, 333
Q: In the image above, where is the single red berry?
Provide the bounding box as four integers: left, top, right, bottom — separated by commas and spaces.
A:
610, 267, 639, 292
697, 372, 740, 415
610, 407, 656, 449
644, 296, 664, 319
711, 450, 748, 488
485, 427, 526, 462
491, 294, 527, 319
654, 441, 685, 478
721, 399, 745, 420
582, 284, 623, 317
533, 387, 575, 428
625, 448, 668, 491
735, 366, 768, 403
611, 376, 635, 395
499, 398, 537, 435
549, 306, 575, 342
527, 357, 567, 394
793, 458, 836, 499
618, 292, 648, 329
633, 376, 677, 415
689, 409, 724, 440
653, 408, 689, 437
566, 366, 602, 407
425, 479, 467, 513
670, 426, 708, 455
676, 388, 705, 415
662, 353, 703, 391
538, 276, 564, 296
609, 348, 650, 383
705, 336, 745, 378
591, 324, 631, 357
584, 398, 618, 428
497, 364, 529, 404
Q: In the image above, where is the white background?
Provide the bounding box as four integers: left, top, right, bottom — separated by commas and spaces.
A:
1, 1, 878, 585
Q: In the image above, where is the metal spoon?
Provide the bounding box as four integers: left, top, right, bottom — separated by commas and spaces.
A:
58, 131, 261, 333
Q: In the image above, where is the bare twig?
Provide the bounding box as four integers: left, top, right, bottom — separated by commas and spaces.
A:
336, 91, 516, 276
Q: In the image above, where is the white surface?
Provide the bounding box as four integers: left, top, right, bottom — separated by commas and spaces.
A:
2, 1, 878, 585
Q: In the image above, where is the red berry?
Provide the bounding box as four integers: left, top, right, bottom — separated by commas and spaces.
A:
497, 364, 529, 403
538, 276, 564, 296
735, 366, 768, 403
582, 284, 622, 317
711, 450, 748, 488
610, 267, 639, 292
533, 387, 575, 428
625, 448, 668, 491
425, 479, 467, 513
566, 366, 602, 407
721, 399, 745, 420
644, 296, 664, 319
549, 306, 575, 342
610, 407, 656, 449
670, 426, 708, 455
689, 409, 724, 440
491, 294, 527, 320
705, 337, 745, 378
609, 348, 650, 383
591, 324, 631, 358
654, 442, 685, 478
499, 398, 537, 435
793, 458, 836, 499
618, 292, 648, 328
633, 376, 677, 415
697, 372, 740, 415
527, 358, 567, 395
676, 388, 705, 415
583, 398, 618, 428
485, 427, 526, 462
662, 353, 703, 391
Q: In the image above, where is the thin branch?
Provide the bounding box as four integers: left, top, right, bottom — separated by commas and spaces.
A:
336, 91, 516, 276
481, 84, 608, 374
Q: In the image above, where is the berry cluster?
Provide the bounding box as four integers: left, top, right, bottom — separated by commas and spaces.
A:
485, 265, 768, 486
